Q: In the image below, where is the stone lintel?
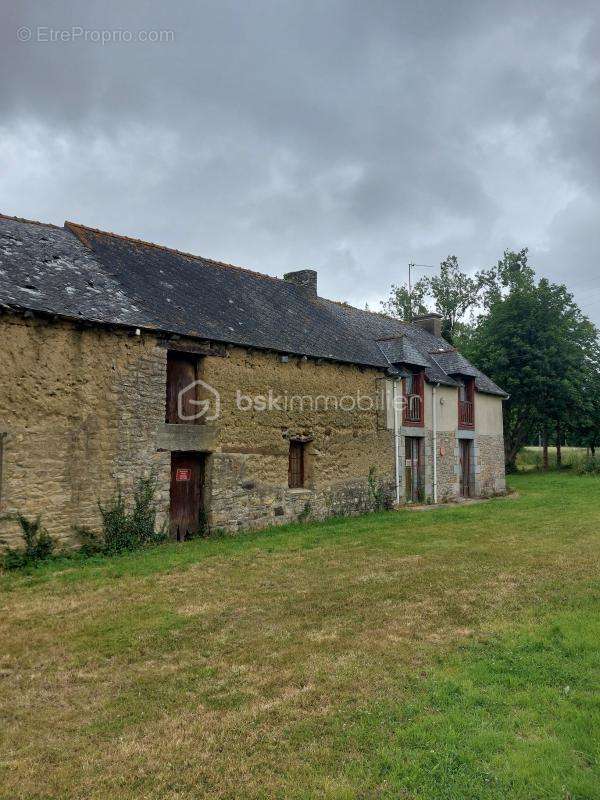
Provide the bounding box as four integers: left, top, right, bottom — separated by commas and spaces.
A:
402, 426, 426, 437
157, 338, 228, 357
156, 423, 218, 452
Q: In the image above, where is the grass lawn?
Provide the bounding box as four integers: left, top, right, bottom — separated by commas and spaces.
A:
1, 471, 599, 799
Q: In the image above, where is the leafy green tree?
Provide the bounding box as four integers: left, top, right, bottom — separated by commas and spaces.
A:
464, 251, 596, 470
381, 279, 429, 321
481, 248, 536, 306
465, 283, 539, 469
382, 256, 489, 338
568, 342, 600, 455
424, 255, 489, 342
536, 280, 596, 467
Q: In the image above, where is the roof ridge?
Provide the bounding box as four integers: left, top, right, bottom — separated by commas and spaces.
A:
64, 220, 286, 286
8, 217, 413, 330
323, 297, 410, 325
0, 213, 64, 230
0, 214, 507, 394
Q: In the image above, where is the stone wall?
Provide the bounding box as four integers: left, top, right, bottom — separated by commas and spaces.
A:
0, 316, 395, 546
400, 430, 461, 503
203, 346, 395, 529
474, 434, 506, 496
0, 315, 169, 547
436, 431, 460, 500
0, 314, 505, 548
209, 452, 389, 531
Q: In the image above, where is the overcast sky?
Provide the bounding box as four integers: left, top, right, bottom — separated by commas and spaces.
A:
2, 1, 599, 323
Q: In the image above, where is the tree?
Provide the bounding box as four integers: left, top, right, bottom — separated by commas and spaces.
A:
381, 279, 428, 321
534, 279, 597, 468
568, 341, 600, 455
382, 256, 488, 337
481, 248, 536, 307
465, 283, 539, 469
464, 250, 596, 470
424, 255, 488, 343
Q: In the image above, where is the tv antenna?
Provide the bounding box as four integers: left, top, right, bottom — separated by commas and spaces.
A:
408, 262, 436, 296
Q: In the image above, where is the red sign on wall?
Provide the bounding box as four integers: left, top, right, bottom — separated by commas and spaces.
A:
175, 468, 192, 482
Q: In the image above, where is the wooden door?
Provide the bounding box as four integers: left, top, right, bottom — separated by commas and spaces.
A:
405, 437, 422, 502
288, 441, 305, 488
166, 352, 198, 424
459, 440, 472, 497
170, 452, 204, 540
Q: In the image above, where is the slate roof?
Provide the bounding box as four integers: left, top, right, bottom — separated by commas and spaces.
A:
376, 337, 431, 369
0, 216, 143, 326
0, 214, 506, 396
429, 350, 481, 379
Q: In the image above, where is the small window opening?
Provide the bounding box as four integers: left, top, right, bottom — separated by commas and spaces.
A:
288, 440, 306, 488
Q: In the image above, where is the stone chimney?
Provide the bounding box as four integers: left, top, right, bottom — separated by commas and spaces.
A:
283, 269, 317, 297
412, 312, 443, 338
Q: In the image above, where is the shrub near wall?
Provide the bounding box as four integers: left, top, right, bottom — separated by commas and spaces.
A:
76, 474, 167, 555
1, 514, 55, 570
2, 475, 166, 570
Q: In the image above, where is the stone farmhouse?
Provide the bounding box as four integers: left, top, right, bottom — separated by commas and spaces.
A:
0, 214, 506, 547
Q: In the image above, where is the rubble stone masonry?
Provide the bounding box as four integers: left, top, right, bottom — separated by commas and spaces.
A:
0, 316, 395, 546
0, 315, 170, 547
0, 315, 505, 548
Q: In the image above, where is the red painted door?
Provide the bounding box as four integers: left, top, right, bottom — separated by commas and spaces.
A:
170, 452, 205, 540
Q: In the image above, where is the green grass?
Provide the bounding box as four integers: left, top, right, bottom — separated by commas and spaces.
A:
1, 472, 599, 799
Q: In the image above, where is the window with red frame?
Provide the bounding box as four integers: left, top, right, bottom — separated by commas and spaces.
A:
403, 370, 424, 426
458, 377, 475, 428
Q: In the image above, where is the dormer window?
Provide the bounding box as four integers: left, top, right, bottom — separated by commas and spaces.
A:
403, 369, 424, 426
458, 377, 475, 429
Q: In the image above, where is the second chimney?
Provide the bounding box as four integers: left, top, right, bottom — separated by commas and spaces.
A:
283, 269, 317, 297
412, 312, 443, 338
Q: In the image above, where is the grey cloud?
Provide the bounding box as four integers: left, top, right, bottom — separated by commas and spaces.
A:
1, 0, 599, 323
